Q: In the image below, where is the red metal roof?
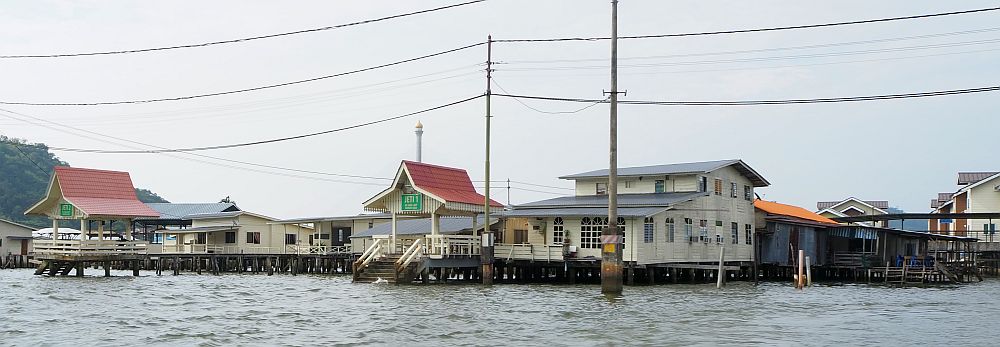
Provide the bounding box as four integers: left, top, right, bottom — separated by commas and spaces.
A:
403, 161, 503, 207
54, 166, 160, 217
756, 199, 838, 225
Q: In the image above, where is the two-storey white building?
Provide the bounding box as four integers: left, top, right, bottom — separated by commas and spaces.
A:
505, 159, 769, 266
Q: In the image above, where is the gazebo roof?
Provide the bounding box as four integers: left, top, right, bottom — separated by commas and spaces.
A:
364, 161, 502, 214
25, 166, 159, 219
403, 161, 503, 207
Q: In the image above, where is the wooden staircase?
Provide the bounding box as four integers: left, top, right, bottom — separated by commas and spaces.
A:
353, 254, 425, 284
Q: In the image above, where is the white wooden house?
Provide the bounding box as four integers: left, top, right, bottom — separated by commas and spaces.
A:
504, 159, 769, 265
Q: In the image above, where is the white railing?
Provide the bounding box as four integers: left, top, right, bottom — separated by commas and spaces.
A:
355, 238, 385, 269
33, 239, 146, 256
396, 238, 424, 270
425, 235, 480, 257
494, 243, 565, 262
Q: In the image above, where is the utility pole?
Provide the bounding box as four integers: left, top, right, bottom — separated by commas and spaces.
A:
482, 35, 495, 286
601, 0, 624, 295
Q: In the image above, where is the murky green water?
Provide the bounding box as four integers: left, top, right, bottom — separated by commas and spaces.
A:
0, 269, 994, 346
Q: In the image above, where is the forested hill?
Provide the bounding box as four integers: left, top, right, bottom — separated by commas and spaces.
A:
0, 136, 169, 228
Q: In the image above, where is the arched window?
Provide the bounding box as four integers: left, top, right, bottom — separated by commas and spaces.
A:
552, 217, 565, 245
643, 217, 655, 243
580, 217, 601, 249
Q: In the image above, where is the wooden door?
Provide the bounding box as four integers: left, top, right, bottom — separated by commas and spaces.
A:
21, 239, 29, 255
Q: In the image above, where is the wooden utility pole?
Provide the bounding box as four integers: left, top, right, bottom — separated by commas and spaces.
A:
482, 35, 495, 285
601, 0, 624, 295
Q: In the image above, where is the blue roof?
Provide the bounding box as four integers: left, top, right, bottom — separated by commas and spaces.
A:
352, 216, 497, 238
558, 159, 769, 187
517, 191, 707, 208
142, 203, 240, 220
504, 207, 668, 218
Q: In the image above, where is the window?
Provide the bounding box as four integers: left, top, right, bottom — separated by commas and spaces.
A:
714, 179, 723, 196
731, 222, 739, 244
745, 224, 753, 245
337, 229, 345, 243
514, 230, 528, 244
247, 232, 261, 244
655, 180, 665, 193
744, 185, 753, 201
196, 233, 207, 244
731, 182, 738, 198
580, 217, 602, 248
986, 224, 997, 234
624, 181, 633, 189
715, 233, 724, 244
552, 217, 565, 244
698, 177, 708, 192
285, 234, 297, 245
684, 218, 694, 243
368, 221, 374, 229
152, 233, 163, 244
699, 220, 709, 243
224, 231, 236, 244
596, 183, 608, 195
643, 217, 655, 243
666, 218, 675, 243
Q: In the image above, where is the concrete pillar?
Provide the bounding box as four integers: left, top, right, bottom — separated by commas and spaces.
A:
52, 219, 59, 241
98, 220, 105, 240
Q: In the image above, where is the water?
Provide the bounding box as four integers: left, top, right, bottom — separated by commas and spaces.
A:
0, 269, 995, 346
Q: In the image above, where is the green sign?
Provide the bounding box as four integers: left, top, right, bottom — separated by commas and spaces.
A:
59, 203, 74, 217
401, 193, 422, 211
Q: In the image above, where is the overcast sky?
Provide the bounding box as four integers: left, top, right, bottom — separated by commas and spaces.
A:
1, 1, 997, 219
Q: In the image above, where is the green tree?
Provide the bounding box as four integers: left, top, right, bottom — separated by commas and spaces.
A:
0, 136, 169, 228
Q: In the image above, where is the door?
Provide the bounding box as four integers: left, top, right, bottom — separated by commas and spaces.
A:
21, 239, 29, 255
333, 227, 352, 246
788, 227, 800, 265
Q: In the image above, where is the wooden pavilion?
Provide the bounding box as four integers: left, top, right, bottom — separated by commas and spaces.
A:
25, 166, 159, 276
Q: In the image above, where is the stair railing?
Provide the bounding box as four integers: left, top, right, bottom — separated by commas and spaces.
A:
396, 238, 424, 271
354, 238, 385, 270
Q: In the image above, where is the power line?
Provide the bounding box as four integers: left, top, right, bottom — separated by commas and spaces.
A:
495, 47, 1000, 77
0, 1, 487, 59
498, 38, 1000, 71
2, 141, 49, 175
2, 94, 482, 154
493, 85, 1000, 106
0, 43, 486, 106
502, 27, 1000, 64
491, 79, 607, 114
509, 180, 574, 191
495, 6, 1000, 43
0, 112, 393, 185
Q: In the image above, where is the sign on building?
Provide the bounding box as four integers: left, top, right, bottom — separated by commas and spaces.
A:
401, 193, 422, 211
59, 203, 74, 217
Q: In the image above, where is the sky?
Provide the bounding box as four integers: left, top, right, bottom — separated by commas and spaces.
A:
0, 0, 997, 219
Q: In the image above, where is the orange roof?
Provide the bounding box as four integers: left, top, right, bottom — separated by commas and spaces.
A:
754, 199, 838, 225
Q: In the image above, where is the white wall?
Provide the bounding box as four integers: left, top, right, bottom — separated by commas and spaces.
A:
1, 221, 33, 255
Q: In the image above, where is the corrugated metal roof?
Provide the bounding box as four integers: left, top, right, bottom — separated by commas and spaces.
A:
957, 172, 999, 185
503, 207, 668, 218
404, 161, 503, 207
754, 200, 838, 225
46, 166, 160, 217
270, 213, 393, 224
557, 159, 770, 187
937, 192, 954, 202
155, 225, 239, 234
517, 191, 707, 208
351, 216, 497, 238
817, 198, 889, 211
185, 211, 244, 220
142, 203, 239, 220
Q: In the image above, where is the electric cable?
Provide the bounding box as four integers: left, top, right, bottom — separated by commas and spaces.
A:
0, 1, 486, 59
